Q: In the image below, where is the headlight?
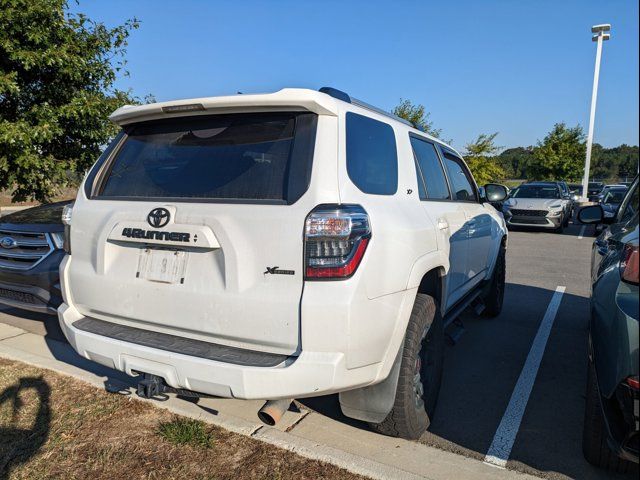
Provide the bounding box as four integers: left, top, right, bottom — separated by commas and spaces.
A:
50, 232, 65, 249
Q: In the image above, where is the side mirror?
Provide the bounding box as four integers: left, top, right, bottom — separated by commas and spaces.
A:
577, 205, 604, 224
484, 183, 508, 202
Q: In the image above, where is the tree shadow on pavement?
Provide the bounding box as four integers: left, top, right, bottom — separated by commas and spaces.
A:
0, 376, 51, 480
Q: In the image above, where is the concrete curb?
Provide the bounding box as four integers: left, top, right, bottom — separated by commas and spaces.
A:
252, 426, 429, 480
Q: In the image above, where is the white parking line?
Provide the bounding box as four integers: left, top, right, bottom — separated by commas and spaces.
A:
578, 225, 586, 239
483, 285, 566, 469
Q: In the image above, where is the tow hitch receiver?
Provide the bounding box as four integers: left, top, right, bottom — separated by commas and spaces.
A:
136, 373, 169, 401
134, 373, 214, 401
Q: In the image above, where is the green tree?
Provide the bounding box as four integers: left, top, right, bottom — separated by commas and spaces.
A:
393, 99, 444, 139
530, 123, 586, 181
591, 143, 639, 182
463, 132, 506, 184
495, 146, 534, 179
0, 0, 140, 202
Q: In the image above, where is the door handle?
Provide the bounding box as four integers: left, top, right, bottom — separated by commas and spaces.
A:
437, 219, 449, 230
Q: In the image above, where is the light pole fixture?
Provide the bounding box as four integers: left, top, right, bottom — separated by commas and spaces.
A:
581, 24, 611, 201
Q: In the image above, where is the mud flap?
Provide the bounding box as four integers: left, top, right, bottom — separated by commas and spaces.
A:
338, 344, 403, 423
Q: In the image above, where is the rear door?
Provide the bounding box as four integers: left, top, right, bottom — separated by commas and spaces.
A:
68, 112, 328, 355
410, 136, 469, 311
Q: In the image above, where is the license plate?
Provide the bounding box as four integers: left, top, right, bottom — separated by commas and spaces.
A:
137, 248, 188, 284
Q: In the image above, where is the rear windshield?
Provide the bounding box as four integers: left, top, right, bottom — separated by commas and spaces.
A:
511, 185, 560, 199
96, 112, 317, 204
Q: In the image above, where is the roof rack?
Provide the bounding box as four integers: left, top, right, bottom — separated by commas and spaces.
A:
319, 87, 419, 130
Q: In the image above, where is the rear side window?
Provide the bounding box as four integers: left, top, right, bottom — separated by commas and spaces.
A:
410, 136, 450, 200
346, 112, 398, 195
96, 112, 317, 204
441, 151, 477, 202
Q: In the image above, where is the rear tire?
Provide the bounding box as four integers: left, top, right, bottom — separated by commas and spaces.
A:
582, 359, 630, 473
484, 244, 506, 317
369, 294, 444, 440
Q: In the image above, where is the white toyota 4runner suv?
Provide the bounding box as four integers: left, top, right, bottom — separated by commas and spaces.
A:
58, 87, 508, 439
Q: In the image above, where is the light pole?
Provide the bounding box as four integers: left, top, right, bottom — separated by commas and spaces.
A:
581, 24, 611, 201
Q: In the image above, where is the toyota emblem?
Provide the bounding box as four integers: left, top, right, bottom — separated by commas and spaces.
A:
147, 208, 170, 228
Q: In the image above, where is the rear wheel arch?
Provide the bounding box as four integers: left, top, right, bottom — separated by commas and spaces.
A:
417, 267, 445, 312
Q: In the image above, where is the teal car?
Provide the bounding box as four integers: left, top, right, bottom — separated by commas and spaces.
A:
578, 176, 639, 472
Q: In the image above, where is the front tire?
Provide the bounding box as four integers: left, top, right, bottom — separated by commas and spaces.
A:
582, 359, 630, 472
369, 294, 444, 440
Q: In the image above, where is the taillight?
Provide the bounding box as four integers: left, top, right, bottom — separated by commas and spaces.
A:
61, 203, 73, 254
304, 204, 371, 280
620, 243, 639, 285
626, 376, 640, 391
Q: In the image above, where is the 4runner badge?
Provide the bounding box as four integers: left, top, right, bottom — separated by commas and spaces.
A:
264, 266, 295, 275
121, 228, 190, 242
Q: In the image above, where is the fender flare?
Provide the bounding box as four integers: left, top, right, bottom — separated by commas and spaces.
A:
406, 250, 449, 290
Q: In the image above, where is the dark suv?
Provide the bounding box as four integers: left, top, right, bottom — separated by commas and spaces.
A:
0, 201, 71, 314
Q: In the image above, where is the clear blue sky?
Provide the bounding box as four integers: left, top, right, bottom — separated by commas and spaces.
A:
73, 0, 639, 149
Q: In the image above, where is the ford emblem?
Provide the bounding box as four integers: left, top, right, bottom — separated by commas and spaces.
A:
0, 236, 18, 249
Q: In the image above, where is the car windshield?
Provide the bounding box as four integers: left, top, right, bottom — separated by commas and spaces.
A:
511, 185, 560, 199
588, 182, 603, 189
603, 190, 626, 204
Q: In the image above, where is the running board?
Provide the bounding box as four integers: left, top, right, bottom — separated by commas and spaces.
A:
442, 288, 484, 328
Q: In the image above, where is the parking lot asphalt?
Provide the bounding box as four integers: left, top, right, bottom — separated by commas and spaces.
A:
0, 220, 638, 479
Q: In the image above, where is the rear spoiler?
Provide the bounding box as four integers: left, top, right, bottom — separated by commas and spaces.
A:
109, 88, 340, 126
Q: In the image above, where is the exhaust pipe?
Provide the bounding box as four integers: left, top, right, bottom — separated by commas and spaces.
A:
258, 399, 292, 426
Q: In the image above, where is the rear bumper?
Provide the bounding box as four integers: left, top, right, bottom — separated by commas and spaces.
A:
58, 301, 382, 400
